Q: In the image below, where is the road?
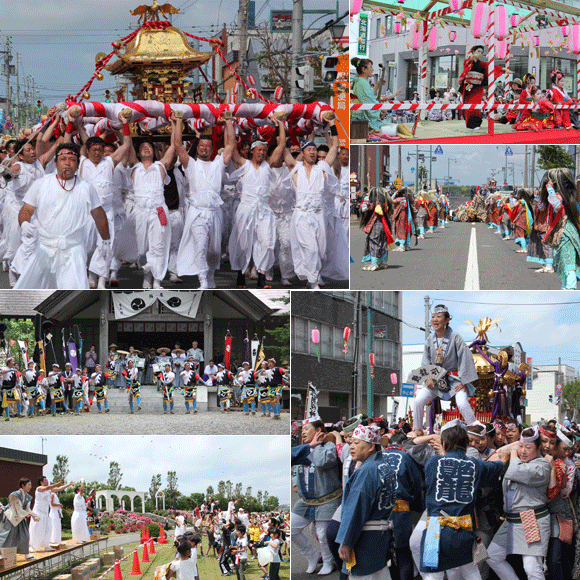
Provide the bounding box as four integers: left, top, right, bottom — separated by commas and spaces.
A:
0, 263, 348, 290
350, 216, 561, 291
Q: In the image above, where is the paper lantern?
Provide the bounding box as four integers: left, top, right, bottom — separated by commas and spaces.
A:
494, 5, 508, 40
509, 14, 520, 28
351, 0, 363, 16
391, 373, 397, 384
369, 352, 375, 366
427, 27, 438, 52
311, 328, 320, 344
247, 74, 256, 86
274, 86, 284, 100
470, 2, 489, 39
409, 21, 423, 50
233, 82, 239, 95
343, 327, 351, 341
394, 21, 403, 34
534, 35, 540, 47
448, 0, 461, 11
562, 25, 570, 38
448, 30, 457, 42
570, 24, 580, 54
496, 38, 509, 59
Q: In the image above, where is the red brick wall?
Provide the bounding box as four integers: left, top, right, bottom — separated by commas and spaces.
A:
0, 460, 45, 500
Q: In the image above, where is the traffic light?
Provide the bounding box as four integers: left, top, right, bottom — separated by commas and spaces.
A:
549, 394, 553, 403
105, 90, 111, 103
36, 100, 41, 112
322, 56, 339, 84
295, 66, 314, 92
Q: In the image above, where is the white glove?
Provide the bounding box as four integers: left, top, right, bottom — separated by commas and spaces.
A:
101, 239, 112, 264
20, 221, 36, 239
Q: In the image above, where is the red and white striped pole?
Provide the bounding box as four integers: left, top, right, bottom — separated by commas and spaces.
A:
577, 56, 580, 101
420, 20, 429, 119
487, 0, 496, 135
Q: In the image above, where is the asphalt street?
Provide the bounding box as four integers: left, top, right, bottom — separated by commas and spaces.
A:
350, 216, 561, 291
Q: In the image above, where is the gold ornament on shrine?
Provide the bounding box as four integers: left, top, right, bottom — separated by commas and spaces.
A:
102, 3, 213, 103
465, 317, 503, 343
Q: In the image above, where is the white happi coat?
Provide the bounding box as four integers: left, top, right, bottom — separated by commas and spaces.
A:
79, 155, 116, 277
321, 164, 348, 280
166, 165, 187, 277
269, 166, 295, 280
177, 155, 225, 276
14, 175, 101, 289
130, 161, 171, 280
228, 160, 276, 273
288, 161, 333, 284
0, 160, 44, 267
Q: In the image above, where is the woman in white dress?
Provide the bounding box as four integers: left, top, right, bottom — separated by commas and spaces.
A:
49, 491, 63, 544
71, 484, 90, 544
29, 477, 72, 552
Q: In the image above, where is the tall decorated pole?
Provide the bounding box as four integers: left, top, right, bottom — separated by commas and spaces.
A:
486, 0, 496, 135
420, 20, 429, 118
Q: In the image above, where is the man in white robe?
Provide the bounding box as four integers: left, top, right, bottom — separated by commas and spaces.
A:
228, 117, 286, 288
65, 108, 132, 288
285, 117, 339, 289
174, 114, 235, 288
14, 143, 110, 289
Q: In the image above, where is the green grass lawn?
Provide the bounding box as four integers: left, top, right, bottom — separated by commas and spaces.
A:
96, 538, 290, 580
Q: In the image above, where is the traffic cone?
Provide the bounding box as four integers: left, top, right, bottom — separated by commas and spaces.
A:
142, 542, 150, 563
143, 526, 150, 542
149, 538, 156, 554
140, 524, 146, 544
114, 560, 123, 580
129, 548, 142, 575
158, 526, 168, 544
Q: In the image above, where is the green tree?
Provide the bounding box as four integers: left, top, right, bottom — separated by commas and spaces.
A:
190, 493, 206, 509
263, 495, 279, 512
52, 455, 70, 483
4, 319, 34, 369
244, 486, 252, 500
256, 490, 263, 505
217, 480, 226, 496
265, 296, 290, 361
225, 480, 233, 498
149, 474, 162, 504
537, 145, 574, 171
417, 165, 428, 182
107, 461, 122, 490
206, 486, 214, 502
562, 380, 580, 422
234, 482, 243, 498
165, 471, 179, 510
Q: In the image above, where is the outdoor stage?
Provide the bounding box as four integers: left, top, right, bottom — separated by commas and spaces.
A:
1, 537, 108, 580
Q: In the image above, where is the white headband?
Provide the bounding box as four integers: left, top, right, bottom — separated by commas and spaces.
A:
441, 418, 467, 432
556, 425, 573, 448
302, 415, 322, 426
433, 306, 449, 314
251, 140, 267, 150
352, 425, 381, 444
520, 425, 540, 443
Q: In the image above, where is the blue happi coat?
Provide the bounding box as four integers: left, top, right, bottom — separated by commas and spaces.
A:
336, 452, 397, 576
420, 449, 503, 572
382, 447, 424, 548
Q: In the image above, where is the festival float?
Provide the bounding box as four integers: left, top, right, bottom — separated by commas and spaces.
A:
42, 2, 338, 146
350, 0, 580, 143
432, 317, 530, 430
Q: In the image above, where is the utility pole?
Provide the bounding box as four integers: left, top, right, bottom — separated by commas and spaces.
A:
5, 37, 11, 123
397, 145, 402, 180
15, 53, 19, 132
290, 0, 304, 102
424, 294, 430, 341
356, 292, 363, 413
530, 146, 535, 190
366, 292, 373, 417
236, 0, 249, 103
523, 145, 528, 188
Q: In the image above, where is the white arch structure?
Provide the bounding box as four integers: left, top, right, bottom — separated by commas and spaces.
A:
95, 490, 146, 513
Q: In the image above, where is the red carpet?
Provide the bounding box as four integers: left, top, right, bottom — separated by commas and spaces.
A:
410, 128, 580, 144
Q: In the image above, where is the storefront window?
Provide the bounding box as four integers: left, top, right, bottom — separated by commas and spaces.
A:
541, 57, 577, 94
430, 55, 462, 93
406, 59, 419, 100
506, 56, 529, 86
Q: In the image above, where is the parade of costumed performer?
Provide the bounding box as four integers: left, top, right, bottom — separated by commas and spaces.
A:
359, 187, 395, 271
413, 305, 479, 431
459, 45, 512, 129
539, 168, 580, 289
550, 69, 579, 130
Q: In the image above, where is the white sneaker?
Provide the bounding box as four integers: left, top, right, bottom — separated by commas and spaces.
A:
306, 555, 320, 574
88, 271, 98, 289
97, 276, 106, 289
143, 272, 153, 289
199, 274, 209, 289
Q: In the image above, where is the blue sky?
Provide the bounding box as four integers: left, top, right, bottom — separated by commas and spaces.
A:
402, 291, 580, 369
0, 435, 289, 503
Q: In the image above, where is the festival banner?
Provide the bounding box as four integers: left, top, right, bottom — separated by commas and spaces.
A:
251, 336, 259, 369
224, 334, 232, 370
17, 340, 28, 364
305, 382, 319, 420
254, 343, 266, 371
68, 341, 79, 372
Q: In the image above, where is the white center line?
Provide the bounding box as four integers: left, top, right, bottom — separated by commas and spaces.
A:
464, 224, 480, 290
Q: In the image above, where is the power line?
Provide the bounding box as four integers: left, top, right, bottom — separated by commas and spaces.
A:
430, 298, 580, 306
